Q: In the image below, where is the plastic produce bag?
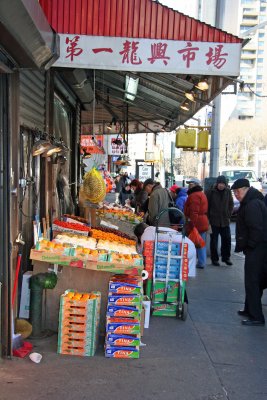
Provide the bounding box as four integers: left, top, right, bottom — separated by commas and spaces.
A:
188, 227, 205, 249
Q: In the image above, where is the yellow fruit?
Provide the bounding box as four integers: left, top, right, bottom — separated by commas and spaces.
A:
81, 294, 90, 300
82, 168, 106, 204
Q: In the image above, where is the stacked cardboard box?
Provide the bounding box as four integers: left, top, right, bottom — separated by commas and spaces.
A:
152, 241, 188, 317
105, 275, 143, 359
58, 290, 101, 357
143, 241, 154, 297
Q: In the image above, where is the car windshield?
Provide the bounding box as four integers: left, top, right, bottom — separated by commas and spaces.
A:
221, 170, 257, 182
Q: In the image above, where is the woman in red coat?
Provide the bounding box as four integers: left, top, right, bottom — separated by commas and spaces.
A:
184, 178, 209, 268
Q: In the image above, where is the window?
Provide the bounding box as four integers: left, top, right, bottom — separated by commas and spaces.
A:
257, 58, 264, 63
257, 83, 263, 88
259, 33, 265, 38
258, 50, 264, 54
257, 75, 263, 80
260, 7, 266, 12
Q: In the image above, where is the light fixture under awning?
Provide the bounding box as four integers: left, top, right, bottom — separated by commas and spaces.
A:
125, 76, 139, 101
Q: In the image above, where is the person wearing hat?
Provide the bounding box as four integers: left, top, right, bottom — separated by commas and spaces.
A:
129, 179, 148, 213
143, 179, 170, 226
206, 175, 234, 266
184, 178, 209, 268
232, 178, 267, 326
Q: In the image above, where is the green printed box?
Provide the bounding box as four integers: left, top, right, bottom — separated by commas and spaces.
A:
152, 303, 177, 317
153, 281, 179, 303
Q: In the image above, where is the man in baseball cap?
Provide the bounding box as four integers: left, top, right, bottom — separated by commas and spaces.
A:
231, 177, 267, 326
186, 178, 201, 185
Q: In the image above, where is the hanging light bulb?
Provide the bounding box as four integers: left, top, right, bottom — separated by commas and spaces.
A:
185, 90, 195, 102
180, 101, 190, 111
32, 139, 52, 156
195, 79, 209, 91
45, 144, 63, 156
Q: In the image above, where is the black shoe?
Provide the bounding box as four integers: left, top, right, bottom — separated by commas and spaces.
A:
212, 261, 220, 266
237, 309, 250, 317
242, 319, 265, 326
222, 259, 233, 266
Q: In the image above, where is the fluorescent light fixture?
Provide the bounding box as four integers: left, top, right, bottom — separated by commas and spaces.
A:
195, 79, 209, 91
185, 90, 195, 102
125, 75, 139, 101
180, 102, 190, 111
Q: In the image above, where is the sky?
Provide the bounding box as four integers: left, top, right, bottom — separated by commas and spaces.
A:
155, 0, 195, 16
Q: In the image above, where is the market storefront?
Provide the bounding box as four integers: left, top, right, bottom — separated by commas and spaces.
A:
1, 0, 243, 358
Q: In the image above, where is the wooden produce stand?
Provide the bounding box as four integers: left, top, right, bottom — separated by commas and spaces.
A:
30, 249, 143, 333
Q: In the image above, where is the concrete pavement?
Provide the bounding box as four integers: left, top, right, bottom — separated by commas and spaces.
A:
1, 246, 267, 400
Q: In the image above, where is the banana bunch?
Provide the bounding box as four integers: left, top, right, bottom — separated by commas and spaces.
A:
82, 167, 106, 204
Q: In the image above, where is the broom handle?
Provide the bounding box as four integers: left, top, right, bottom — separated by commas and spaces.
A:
12, 254, 22, 307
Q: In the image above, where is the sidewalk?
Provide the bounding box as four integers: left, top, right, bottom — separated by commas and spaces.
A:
1, 252, 267, 400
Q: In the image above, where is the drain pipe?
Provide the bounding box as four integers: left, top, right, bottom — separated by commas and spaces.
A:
30, 272, 57, 337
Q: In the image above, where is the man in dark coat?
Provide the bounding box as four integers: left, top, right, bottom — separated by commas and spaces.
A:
232, 178, 267, 326
206, 175, 234, 266
143, 179, 170, 227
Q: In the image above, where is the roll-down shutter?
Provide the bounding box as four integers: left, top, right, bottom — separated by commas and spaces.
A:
19, 70, 45, 130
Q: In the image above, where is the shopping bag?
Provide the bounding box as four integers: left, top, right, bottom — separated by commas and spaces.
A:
188, 227, 205, 249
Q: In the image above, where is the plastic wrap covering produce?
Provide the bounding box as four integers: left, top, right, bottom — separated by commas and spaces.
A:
83, 168, 106, 204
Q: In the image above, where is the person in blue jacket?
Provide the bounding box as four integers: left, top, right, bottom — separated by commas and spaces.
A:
175, 187, 188, 212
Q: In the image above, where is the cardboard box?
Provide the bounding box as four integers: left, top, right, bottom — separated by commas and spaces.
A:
106, 333, 140, 347
30, 249, 143, 275
152, 303, 177, 317
105, 346, 139, 358
107, 305, 140, 318
19, 271, 33, 319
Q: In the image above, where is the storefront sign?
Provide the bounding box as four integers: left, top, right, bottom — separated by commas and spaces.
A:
108, 136, 127, 156
54, 34, 241, 76
80, 135, 104, 154
138, 164, 153, 182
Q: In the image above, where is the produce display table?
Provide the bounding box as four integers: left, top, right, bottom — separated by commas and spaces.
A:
30, 245, 142, 334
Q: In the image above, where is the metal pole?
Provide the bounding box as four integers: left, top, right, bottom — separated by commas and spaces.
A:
170, 141, 175, 185
209, 0, 225, 177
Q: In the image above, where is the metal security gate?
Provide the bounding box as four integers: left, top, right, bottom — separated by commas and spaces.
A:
0, 72, 11, 357
19, 70, 45, 130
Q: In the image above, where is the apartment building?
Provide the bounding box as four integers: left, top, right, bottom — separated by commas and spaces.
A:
235, 0, 267, 119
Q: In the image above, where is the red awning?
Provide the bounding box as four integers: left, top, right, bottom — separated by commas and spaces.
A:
40, 0, 243, 132
40, 0, 241, 44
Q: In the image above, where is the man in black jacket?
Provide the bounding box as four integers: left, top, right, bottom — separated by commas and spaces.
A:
206, 175, 234, 266
232, 178, 267, 326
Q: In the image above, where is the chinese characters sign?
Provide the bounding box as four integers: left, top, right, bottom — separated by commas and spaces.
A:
54, 34, 241, 76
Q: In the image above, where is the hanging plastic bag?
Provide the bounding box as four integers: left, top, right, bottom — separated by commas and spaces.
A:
188, 227, 205, 249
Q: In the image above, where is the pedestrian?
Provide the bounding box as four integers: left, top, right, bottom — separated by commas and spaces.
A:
184, 178, 209, 269
114, 174, 124, 204
175, 187, 188, 212
231, 178, 267, 326
118, 184, 133, 206
206, 175, 234, 266
129, 179, 148, 213
143, 179, 170, 226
